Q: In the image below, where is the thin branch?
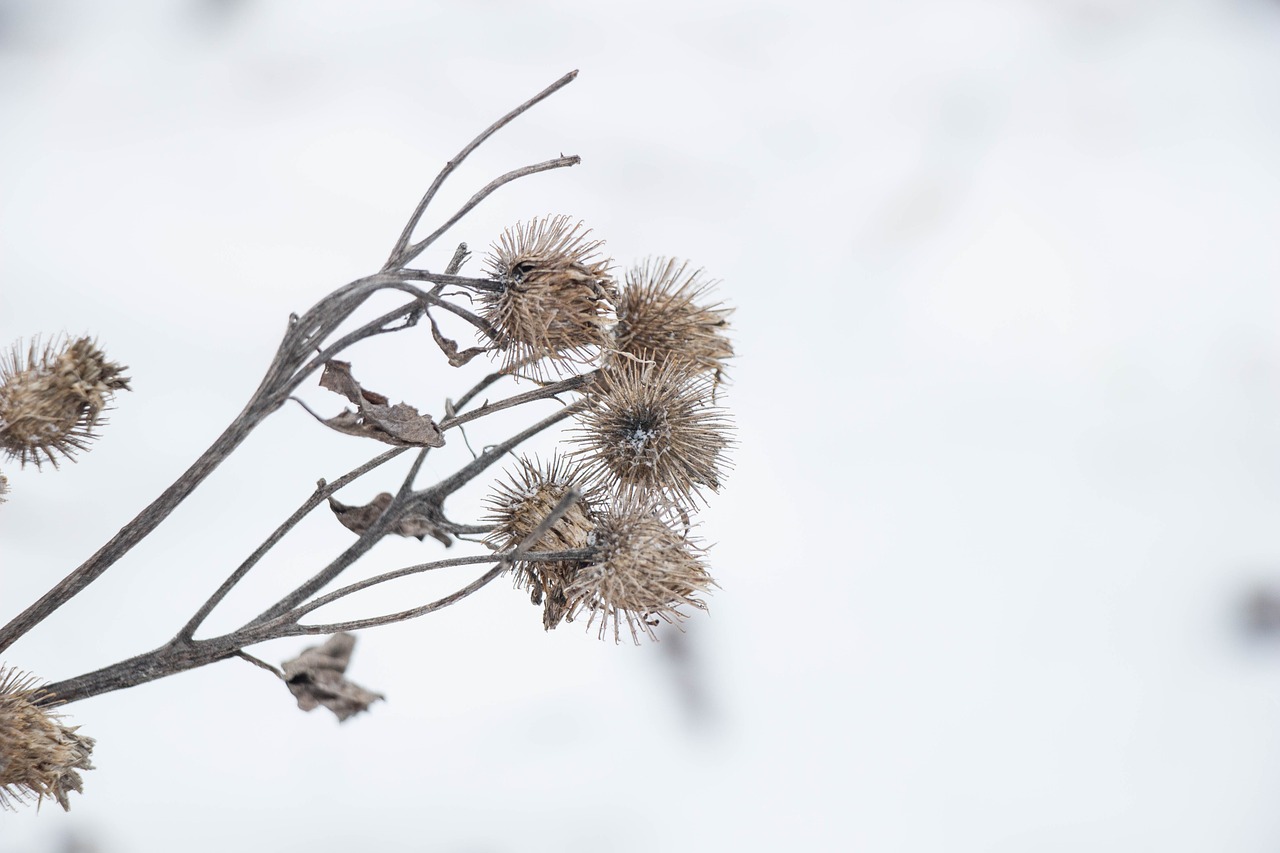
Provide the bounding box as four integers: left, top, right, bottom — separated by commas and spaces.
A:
0, 388, 283, 655
288, 396, 333, 427
284, 565, 507, 636
272, 549, 585, 626
434, 519, 495, 535
438, 372, 592, 431
41, 637, 248, 705
176, 447, 408, 642
234, 651, 283, 679
397, 156, 580, 268
444, 242, 471, 277
399, 446, 431, 494
299, 286, 496, 384
282, 491, 585, 636
449, 357, 537, 415
0, 274, 415, 653
423, 400, 583, 501
252, 400, 580, 629
383, 70, 578, 270
247, 503, 401, 629
398, 270, 503, 293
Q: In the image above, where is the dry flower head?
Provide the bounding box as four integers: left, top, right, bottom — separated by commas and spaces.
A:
571, 359, 731, 508
611, 258, 733, 378
0, 336, 130, 469
481, 215, 616, 377
0, 668, 94, 811
485, 454, 594, 629
565, 499, 714, 643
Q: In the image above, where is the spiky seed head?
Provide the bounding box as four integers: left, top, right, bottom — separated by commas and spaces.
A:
0, 668, 95, 811
0, 336, 130, 469
484, 454, 596, 630
570, 359, 732, 509
565, 498, 714, 643
0, 470, 7, 504
481, 215, 617, 378
611, 258, 733, 378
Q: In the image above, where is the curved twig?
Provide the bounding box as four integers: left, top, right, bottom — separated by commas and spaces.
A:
438, 372, 593, 431
396, 156, 581, 269
176, 447, 408, 643
277, 490, 585, 635
384, 70, 578, 270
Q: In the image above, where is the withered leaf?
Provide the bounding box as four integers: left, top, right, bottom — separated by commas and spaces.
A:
428, 312, 489, 368
281, 632, 384, 722
317, 360, 445, 447
328, 492, 452, 546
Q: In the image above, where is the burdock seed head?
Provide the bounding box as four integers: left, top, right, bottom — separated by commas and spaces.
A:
565, 498, 714, 643
611, 258, 733, 378
0, 336, 130, 469
484, 454, 596, 630
481, 215, 617, 378
570, 359, 732, 509
0, 668, 95, 811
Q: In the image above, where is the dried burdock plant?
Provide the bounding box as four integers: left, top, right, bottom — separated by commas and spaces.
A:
484, 453, 595, 630
481, 215, 617, 378
566, 498, 714, 643
0, 70, 735, 810
0, 336, 130, 469
0, 668, 95, 811
612, 257, 733, 378
570, 359, 732, 509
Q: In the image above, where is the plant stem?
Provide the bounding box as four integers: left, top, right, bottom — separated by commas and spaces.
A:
384, 70, 578, 270
177, 447, 408, 643
0, 390, 282, 656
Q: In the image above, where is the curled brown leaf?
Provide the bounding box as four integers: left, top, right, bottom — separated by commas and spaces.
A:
280, 633, 383, 722
428, 313, 490, 368
317, 360, 444, 447
328, 492, 452, 546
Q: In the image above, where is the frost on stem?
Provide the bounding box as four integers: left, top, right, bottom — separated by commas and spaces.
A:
611, 257, 734, 378
566, 498, 714, 644
570, 359, 732, 509
0, 668, 95, 811
484, 454, 595, 630
0, 336, 130, 469
481, 215, 617, 378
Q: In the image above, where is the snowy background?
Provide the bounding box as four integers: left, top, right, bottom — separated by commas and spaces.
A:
3, 0, 1280, 850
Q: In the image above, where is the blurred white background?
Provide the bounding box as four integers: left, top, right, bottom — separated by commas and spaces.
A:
3, 0, 1280, 850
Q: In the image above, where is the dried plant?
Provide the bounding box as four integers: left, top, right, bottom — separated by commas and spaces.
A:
612, 257, 733, 378
570, 359, 732, 508
484, 453, 595, 629
566, 498, 715, 643
0, 71, 735, 810
0, 668, 95, 811
481, 215, 617, 378
0, 336, 130, 470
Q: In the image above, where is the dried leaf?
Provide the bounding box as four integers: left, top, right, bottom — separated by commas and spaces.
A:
281, 633, 383, 722
317, 360, 444, 447
428, 313, 489, 367
318, 359, 377, 405
328, 492, 452, 546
